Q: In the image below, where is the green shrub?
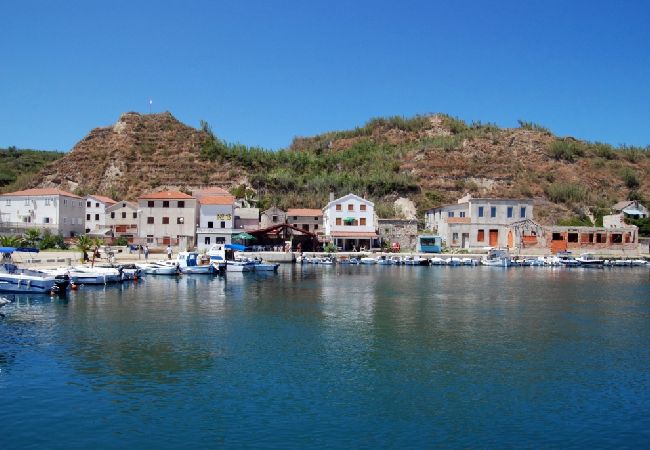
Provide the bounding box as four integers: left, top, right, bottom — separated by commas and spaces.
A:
590, 142, 616, 160
545, 182, 587, 203
621, 168, 640, 189
517, 120, 550, 134
549, 139, 585, 162
558, 215, 593, 226
115, 236, 129, 246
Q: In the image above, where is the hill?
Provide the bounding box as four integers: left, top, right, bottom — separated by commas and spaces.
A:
0, 147, 64, 191
23, 112, 650, 225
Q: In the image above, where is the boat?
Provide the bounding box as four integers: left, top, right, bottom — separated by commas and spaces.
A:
176, 251, 218, 274
239, 257, 280, 271
446, 257, 462, 266
135, 262, 179, 275
376, 255, 393, 265
576, 253, 604, 266
360, 257, 377, 265
461, 257, 478, 266
389, 255, 404, 265
0, 247, 70, 294
481, 249, 512, 267
556, 252, 581, 267
403, 256, 429, 266
429, 257, 445, 265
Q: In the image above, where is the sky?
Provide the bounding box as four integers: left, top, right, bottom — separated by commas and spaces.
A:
1, 0, 649, 151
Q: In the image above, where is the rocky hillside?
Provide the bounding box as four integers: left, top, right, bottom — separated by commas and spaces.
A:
26, 112, 650, 225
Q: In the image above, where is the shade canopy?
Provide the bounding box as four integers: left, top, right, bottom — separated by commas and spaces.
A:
233, 232, 256, 241
225, 244, 248, 251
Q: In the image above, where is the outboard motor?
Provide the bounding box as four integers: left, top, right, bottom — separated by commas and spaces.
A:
54, 273, 70, 295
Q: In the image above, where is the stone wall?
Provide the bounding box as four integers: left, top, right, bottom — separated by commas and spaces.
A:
378, 219, 418, 250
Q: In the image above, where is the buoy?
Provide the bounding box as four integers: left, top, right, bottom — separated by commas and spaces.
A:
71, 283, 78, 290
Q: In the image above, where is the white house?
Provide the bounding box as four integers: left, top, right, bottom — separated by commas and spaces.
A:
323, 193, 378, 250
425, 195, 534, 249
137, 191, 198, 248
196, 194, 236, 251
0, 188, 85, 237
84, 195, 116, 233
106, 200, 139, 241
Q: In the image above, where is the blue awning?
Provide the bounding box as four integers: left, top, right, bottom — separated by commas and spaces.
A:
0, 247, 39, 253
225, 244, 248, 251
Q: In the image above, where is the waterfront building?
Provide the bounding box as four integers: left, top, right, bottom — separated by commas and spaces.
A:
106, 200, 139, 242
234, 207, 260, 231
323, 193, 379, 250
137, 191, 198, 248
0, 188, 85, 237
544, 225, 639, 254
84, 195, 116, 233
196, 194, 236, 251
260, 206, 287, 229
286, 208, 323, 234
425, 194, 534, 249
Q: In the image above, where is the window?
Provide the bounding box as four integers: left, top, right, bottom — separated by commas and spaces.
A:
95, 214, 99, 221
360, 204, 366, 211
314, 217, 318, 221
147, 201, 154, 208
490, 207, 496, 218
133, 212, 137, 219
459, 211, 466, 218
568, 233, 579, 243
86, 214, 90, 220
552, 233, 563, 241
204, 237, 211, 245
348, 204, 354, 211
215, 237, 225, 244
44, 217, 50, 224
507, 207, 513, 218
147, 235, 154, 243
452, 232, 458, 244
336, 204, 341, 211
336, 217, 342, 226
63, 217, 67, 224
177, 217, 184, 224
122, 212, 127, 219
272, 215, 278, 223
95, 202, 99, 208
448, 211, 454, 218
314, 224, 318, 230
110, 212, 115, 219
293, 216, 298, 220
478, 206, 484, 217
477, 230, 485, 241
147, 217, 154, 224
360, 218, 366, 226
302, 224, 309, 231
208, 221, 213, 228
63, 199, 68, 206
520, 207, 526, 218
162, 217, 169, 224
611, 234, 622, 244
86, 201, 91, 207
177, 201, 185, 208
163, 201, 169, 208
5, 200, 10, 205
220, 221, 225, 228
45, 199, 50, 205
123, 203, 126, 208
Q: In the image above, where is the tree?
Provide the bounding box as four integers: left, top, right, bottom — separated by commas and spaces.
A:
0, 235, 21, 247
21, 228, 41, 247
75, 235, 93, 263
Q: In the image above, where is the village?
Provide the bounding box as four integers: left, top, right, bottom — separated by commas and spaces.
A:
0, 187, 648, 259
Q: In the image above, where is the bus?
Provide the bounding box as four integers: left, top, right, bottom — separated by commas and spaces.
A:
416, 235, 442, 253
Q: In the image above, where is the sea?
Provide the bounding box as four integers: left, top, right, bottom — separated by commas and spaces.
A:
1, 265, 649, 449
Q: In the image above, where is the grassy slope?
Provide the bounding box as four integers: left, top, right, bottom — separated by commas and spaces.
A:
0, 147, 64, 192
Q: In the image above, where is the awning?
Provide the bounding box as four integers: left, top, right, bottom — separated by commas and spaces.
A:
0, 247, 39, 253
225, 244, 249, 251
343, 217, 355, 223
87, 228, 113, 236
623, 208, 645, 215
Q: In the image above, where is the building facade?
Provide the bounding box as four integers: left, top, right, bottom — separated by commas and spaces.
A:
0, 188, 85, 237
286, 208, 323, 234
196, 195, 236, 251
234, 207, 260, 231
137, 191, 198, 248
378, 218, 418, 251
323, 193, 378, 250
425, 195, 534, 249
106, 200, 139, 241
260, 206, 287, 229
84, 195, 116, 233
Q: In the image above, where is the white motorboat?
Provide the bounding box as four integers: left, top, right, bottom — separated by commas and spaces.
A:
430, 257, 445, 265
576, 253, 604, 266
0, 247, 70, 294
376, 255, 393, 265
176, 252, 217, 274
481, 249, 512, 267
403, 256, 428, 266
135, 262, 179, 275
360, 257, 377, 265
447, 257, 462, 266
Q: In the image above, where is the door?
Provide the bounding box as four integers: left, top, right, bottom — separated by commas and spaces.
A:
507, 230, 514, 249
489, 229, 499, 247
461, 233, 469, 248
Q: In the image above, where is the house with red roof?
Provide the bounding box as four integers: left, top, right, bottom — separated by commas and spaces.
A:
106, 200, 139, 241
196, 194, 237, 250
137, 191, 198, 248
0, 188, 85, 237
286, 208, 323, 234
84, 195, 116, 234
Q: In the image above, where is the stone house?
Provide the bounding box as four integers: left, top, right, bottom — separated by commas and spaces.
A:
137, 191, 198, 248
260, 206, 287, 229
378, 219, 418, 251
286, 208, 323, 234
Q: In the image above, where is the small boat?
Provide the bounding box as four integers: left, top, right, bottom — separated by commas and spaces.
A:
461, 257, 478, 266
176, 252, 217, 274
0, 247, 69, 294
239, 257, 280, 271
403, 256, 429, 266
429, 257, 445, 265
576, 253, 604, 266
135, 262, 179, 275
556, 252, 581, 267
376, 255, 393, 265
481, 249, 512, 267
630, 259, 648, 266
360, 257, 377, 265
446, 257, 462, 266
389, 256, 404, 265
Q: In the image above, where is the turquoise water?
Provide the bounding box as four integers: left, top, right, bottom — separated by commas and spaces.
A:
1, 266, 649, 448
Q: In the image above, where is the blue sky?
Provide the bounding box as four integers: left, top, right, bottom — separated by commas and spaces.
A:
1, 0, 649, 151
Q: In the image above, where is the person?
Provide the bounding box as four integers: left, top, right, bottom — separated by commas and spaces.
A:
83, 250, 89, 262
144, 245, 149, 261
166, 244, 172, 260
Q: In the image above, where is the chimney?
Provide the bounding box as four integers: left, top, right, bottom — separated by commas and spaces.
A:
329, 192, 334, 202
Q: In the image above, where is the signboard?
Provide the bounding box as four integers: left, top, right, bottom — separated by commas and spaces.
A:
217, 214, 232, 221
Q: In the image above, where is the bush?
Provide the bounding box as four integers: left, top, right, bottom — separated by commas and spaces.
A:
621, 168, 640, 189
558, 215, 593, 226
549, 139, 584, 162
590, 142, 616, 160
115, 236, 129, 246
545, 182, 587, 203
517, 120, 550, 134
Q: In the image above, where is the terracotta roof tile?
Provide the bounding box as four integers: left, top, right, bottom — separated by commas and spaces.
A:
199, 196, 235, 205
287, 208, 323, 217
88, 195, 116, 204
139, 191, 194, 200
1, 188, 81, 198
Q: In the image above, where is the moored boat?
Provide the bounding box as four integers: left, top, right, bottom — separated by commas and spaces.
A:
576, 253, 604, 266
481, 249, 512, 267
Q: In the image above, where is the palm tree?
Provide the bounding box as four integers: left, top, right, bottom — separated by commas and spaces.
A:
90, 237, 104, 267
22, 228, 41, 248
75, 235, 93, 263
0, 235, 21, 247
